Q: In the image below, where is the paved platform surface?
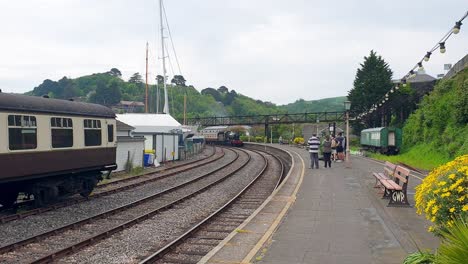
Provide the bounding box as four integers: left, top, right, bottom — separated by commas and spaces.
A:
200, 144, 439, 264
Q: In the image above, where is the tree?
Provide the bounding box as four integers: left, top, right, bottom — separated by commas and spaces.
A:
128, 72, 143, 84
348, 50, 393, 133
156, 75, 164, 85
218, 86, 229, 93
107, 68, 122, 77
171, 75, 186, 86
89, 79, 122, 106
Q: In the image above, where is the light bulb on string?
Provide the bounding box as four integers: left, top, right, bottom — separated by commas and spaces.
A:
418, 62, 424, 71
440, 42, 446, 53
401, 79, 406, 88
424, 52, 431, 62
385, 97, 389, 101
409, 70, 416, 78
390, 88, 394, 93
453, 21, 462, 34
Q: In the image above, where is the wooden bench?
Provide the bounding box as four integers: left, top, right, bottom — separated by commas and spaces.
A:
377, 165, 411, 207
372, 161, 397, 190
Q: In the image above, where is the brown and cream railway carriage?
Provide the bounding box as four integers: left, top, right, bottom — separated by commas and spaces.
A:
0, 92, 117, 207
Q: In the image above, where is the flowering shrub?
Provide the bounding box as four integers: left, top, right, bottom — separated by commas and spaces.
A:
293, 137, 304, 145
415, 154, 468, 234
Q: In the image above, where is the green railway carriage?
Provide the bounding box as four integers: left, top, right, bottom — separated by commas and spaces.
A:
360, 127, 402, 154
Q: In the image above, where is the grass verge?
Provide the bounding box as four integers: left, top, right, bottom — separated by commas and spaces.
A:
369, 144, 452, 171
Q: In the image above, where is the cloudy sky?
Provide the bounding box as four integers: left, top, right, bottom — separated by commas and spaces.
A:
0, 0, 467, 105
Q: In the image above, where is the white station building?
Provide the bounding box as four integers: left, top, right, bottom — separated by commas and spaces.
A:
116, 114, 184, 163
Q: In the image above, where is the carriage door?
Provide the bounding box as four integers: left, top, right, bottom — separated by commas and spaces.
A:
388, 132, 396, 146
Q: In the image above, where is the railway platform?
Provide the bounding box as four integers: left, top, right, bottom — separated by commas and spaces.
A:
198, 144, 439, 264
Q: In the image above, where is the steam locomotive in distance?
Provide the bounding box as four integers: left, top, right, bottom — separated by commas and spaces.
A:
0, 92, 117, 207
200, 126, 244, 147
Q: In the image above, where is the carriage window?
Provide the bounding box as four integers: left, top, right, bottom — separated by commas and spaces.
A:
8, 115, 37, 150
84, 119, 102, 146
51, 117, 73, 148
107, 124, 114, 142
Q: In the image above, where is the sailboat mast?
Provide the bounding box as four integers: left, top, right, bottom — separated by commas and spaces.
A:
160, 0, 169, 114
145, 42, 149, 113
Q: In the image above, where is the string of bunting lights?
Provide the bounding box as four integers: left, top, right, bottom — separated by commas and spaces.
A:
356, 10, 468, 120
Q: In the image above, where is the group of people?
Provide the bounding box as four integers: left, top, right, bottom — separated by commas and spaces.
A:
307, 133, 345, 169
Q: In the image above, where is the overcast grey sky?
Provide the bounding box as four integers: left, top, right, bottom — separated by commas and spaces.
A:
0, 0, 467, 104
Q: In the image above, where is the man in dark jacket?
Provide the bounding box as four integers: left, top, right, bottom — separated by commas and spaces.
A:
322, 135, 332, 168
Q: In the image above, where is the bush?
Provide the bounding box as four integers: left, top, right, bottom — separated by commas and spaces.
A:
293, 137, 304, 145
240, 135, 249, 142
255, 136, 264, 143
403, 250, 435, 264
415, 154, 468, 234
436, 217, 468, 264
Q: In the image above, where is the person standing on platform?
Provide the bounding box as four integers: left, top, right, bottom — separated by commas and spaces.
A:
331, 134, 337, 162
307, 134, 320, 169
336, 132, 345, 162
322, 135, 332, 168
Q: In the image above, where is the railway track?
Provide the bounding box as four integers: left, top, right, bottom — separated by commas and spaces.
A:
0, 147, 252, 263
139, 148, 286, 264
0, 146, 221, 224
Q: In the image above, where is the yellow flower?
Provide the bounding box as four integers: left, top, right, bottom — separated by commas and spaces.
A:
431, 216, 436, 222
463, 204, 468, 212
432, 205, 440, 215
428, 226, 434, 232
438, 181, 447, 186
441, 192, 451, 198
449, 207, 456, 213
457, 186, 464, 193
433, 189, 441, 194
458, 196, 466, 202
448, 173, 456, 180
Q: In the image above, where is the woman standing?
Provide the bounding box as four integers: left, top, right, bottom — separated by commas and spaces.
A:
322, 135, 332, 168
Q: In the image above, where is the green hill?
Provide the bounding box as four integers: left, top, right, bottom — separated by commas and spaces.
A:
280, 97, 347, 113
403, 67, 468, 160
26, 69, 347, 121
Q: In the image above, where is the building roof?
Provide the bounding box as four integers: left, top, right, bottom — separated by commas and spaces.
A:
116, 120, 135, 131
393, 72, 436, 84
0, 92, 115, 118
118, 101, 145, 107
202, 126, 229, 130
116, 113, 182, 133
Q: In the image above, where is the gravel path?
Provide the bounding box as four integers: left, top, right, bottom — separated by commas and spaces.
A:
0, 148, 237, 247
59, 149, 266, 264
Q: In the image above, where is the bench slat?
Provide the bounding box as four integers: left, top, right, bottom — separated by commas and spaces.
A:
394, 166, 411, 183
382, 179, 402, 190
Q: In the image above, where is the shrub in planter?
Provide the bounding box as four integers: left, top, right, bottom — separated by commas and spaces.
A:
415, 154, 468, 234
293, 137, 304, 145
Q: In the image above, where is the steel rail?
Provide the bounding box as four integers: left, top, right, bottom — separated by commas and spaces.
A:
26, 148, 251, 264
139, 149, 269, 263
0, 146, 221, 224
0, 147, 235, 257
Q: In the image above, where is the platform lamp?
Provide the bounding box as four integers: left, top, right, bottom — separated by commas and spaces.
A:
344, 100, 352, 168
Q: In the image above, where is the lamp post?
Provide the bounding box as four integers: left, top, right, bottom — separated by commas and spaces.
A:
344, 100, 351, 168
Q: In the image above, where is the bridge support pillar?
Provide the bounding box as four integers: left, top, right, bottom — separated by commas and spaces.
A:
264, 123, 269, 141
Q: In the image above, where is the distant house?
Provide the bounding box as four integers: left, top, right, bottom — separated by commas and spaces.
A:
115, 120, 145, 172
393, 70, 437, 97
115, 101, 145, 113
